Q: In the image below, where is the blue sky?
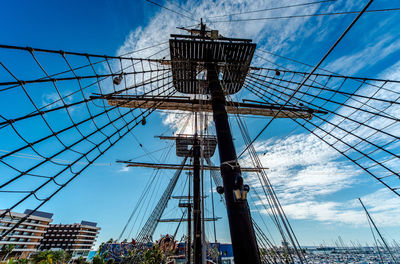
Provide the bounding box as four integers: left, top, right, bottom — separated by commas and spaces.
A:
1, 0, 400, 248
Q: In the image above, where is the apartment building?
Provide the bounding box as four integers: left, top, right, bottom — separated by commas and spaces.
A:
0, 209, 53, 260
40, 220, 100, 259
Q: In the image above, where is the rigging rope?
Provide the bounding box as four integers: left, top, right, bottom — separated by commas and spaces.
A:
0, 42, 174, 238
209, 7, 400, 23
218, 44, 306, 263
238, 0, 374, 159
206, 0, 337, 18
144, 0, 197, 22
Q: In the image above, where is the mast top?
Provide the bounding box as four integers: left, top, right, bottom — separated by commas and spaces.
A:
170, 20, 256, 95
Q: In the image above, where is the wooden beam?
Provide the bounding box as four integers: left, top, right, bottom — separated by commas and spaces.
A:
155, 135, 216, 140
158, 217, 220, 223
107, 97, 325, 119
117, 161, 268, 172
171, 196, 207, 199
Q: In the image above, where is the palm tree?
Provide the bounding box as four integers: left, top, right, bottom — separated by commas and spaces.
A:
6, 257, 15, 264
92, 254, 105, 264
7, 258, 29, 264
30, 249, 73, 264
30, 250, 55, 264
53, 250, 71, 264
1, 244, 15, 261
73, 256, 89, 264
120, 248, 142, 264
142, 245, 165, 264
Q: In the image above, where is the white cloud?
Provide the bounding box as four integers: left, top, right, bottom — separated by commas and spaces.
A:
245, 132, 360, 204
325, 36, 400, 75
116, 0, 347, 133
114, 0, 400, 228
246, 60, 400, 226
268, 200, 365, 225
42, 92, 74, 110
118, 166, 130, 173
271, 188, 400, 227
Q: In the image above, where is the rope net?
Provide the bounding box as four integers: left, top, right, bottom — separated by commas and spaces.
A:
1, 39, 400, 263
244, 66, 400, 196
0, 44, 172, 238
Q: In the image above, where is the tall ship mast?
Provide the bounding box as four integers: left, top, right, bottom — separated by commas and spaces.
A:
111, 21, 326, 263
1, 1, 400, 263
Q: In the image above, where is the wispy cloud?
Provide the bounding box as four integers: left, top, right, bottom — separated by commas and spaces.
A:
246, 59, 400, 227
268, 188, 400, 227
325, 36, 400, 75
42, 92, 74, 110
117, 0, 346, 134
115, 0, 400, 227
118, 166, 130, 173
245, 132, 360, 203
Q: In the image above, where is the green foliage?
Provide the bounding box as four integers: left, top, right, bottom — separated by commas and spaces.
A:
92, 254, 105, 264
105, 259, 114, 264
142, 246, 165, 264
120, 248, 142, 264
2, 257, 28, 264
73, 256, 88, 264
29, 250, 71, 264
1, 245, 15, 254
53, 250, 71, 264
93, 243, 166, 264
1, 244, 15, 261
29, 251, 54, 264
98, 243, 105, 255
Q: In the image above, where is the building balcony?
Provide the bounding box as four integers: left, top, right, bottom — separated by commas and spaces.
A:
12, 248, 38, 252
1, 219, 50, 228
5, 234, 43, 240
78, 230, 98, 234
0, 226, 46, 233
0, 241, 40, 246
75, 239, 96, 243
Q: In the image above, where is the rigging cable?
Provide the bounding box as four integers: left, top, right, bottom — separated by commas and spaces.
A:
219, 48, 306, 263
359, 198, 399, 264
238, 0, 375, 159
245, 83, 400, 197
209, 7, 400, 23
206, 0, 337, 18
144, 0, 197, 22
0, 41, 176, 237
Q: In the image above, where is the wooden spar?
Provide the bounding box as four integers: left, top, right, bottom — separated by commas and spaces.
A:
171, 195, 207, 199
158, 217, 221, 223
107, 97, 326, 119
117, 161, 268, 172
155, 135, 216, 140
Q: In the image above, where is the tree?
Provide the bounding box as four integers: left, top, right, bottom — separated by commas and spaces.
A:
142, 245, 165, 264
6, 258, 29, 264
120, 248, 142, 264
105, 259, 114, 264
92, 254, 105, 264
29, 250, 70, 264
1, 244, 15, 261
52, 250, 71, 264
30, 251, 53, 264
73, 256, 88, 264
98, 242, 105, 255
